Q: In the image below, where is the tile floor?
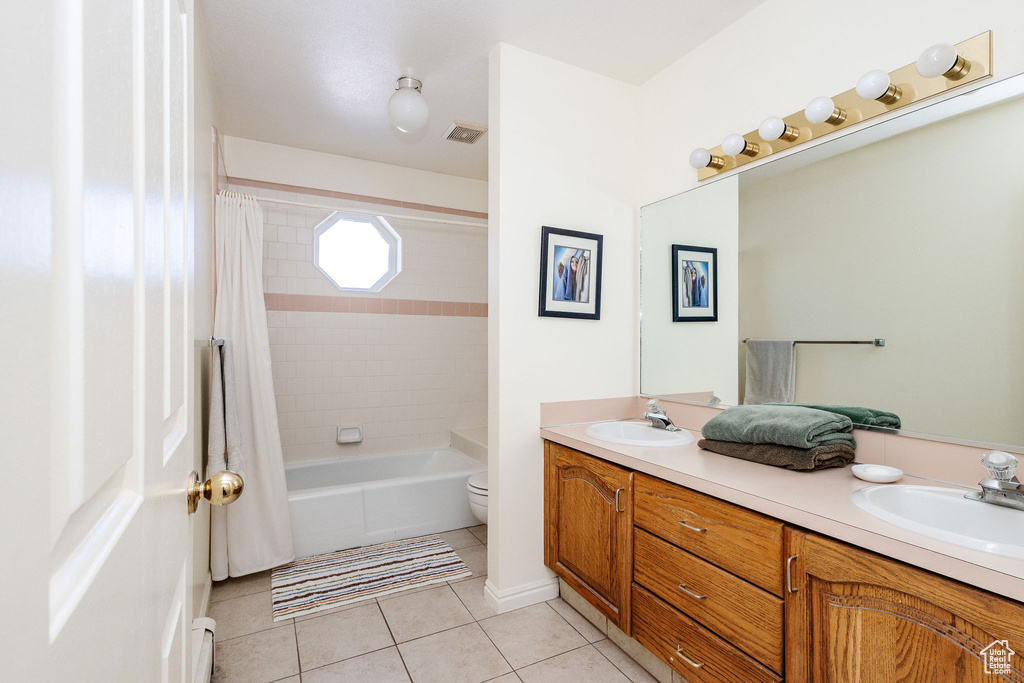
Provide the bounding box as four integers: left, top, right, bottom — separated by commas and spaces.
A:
209, 525, 658, 683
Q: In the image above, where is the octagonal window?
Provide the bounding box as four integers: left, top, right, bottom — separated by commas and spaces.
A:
313, 211, 401, 291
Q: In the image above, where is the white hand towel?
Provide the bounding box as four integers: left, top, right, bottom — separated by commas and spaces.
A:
744, 339, 796, 405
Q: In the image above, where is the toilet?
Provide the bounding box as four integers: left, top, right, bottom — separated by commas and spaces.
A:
467, 470, 488, 524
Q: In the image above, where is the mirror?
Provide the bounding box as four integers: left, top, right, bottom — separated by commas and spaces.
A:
641, 73, 1024, 448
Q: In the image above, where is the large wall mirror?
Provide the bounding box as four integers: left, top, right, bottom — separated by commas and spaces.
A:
641, 73, 1024, 449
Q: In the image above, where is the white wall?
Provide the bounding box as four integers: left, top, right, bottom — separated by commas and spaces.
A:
636, 0, 1024, 405
222, 136, 488, 213
487, 44, 639, 611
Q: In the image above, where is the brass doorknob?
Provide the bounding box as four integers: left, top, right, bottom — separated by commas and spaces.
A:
187, 470, 244, 514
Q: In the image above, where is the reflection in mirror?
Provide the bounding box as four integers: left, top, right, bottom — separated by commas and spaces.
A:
641, 75, 1024, 448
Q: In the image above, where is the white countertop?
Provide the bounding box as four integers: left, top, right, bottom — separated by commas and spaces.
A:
541, 421, 1024, 602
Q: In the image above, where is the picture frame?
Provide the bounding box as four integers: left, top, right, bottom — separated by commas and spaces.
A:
672, 244, 717, 322
538, 226, 603, 320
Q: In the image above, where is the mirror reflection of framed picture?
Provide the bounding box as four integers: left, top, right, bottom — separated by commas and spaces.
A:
672, 244, 717, 322
538, 226, 603, 320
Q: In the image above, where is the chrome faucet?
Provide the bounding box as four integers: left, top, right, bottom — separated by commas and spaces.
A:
965, 451, 1024, 512
643, 399, 679, 431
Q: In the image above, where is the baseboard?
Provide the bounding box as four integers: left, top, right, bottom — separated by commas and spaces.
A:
483, 576, 560, 614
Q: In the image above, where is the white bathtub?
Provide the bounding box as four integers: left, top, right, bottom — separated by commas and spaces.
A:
286, 448, 485, 558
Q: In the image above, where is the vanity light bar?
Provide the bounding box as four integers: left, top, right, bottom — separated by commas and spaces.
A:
693, 31, 993, 181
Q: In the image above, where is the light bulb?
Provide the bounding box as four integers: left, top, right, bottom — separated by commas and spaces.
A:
722, 134, 759, 157
388, 77, 429, 133
758, 117, 799, 142
856, 70, 902, 104
688, 148, 724, 170
805, 96, 847, 125
916, 43, 969, 79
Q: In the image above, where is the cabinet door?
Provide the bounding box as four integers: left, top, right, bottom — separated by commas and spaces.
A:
545, 442, 633, 632
786, 528, 1024, 682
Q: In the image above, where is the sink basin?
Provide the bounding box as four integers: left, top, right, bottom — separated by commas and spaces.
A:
583, 421, 695, 448
852, 485, 1024, 559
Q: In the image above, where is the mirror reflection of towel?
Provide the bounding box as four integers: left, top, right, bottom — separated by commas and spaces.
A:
744, 339, 796, 405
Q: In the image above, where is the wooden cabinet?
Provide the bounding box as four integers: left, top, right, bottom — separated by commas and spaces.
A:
632, 473, 786, 680
544, 442, 633, 632
785, 528, 1024, 682
634, 472, 785, 595
542, 439, 1024, 683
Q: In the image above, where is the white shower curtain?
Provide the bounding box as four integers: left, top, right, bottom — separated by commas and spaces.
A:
211, 192, 294, 579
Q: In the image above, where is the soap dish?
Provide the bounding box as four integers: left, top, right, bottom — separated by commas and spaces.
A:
852, 464, 904, 484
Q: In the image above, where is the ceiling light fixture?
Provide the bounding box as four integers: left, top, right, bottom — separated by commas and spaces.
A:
388, 76, 429, 133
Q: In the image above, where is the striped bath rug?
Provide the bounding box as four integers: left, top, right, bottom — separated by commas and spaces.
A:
270, 535, 472, 621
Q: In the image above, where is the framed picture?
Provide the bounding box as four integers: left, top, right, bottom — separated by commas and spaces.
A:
538, 226, 603, 320
672, 244, 717, 322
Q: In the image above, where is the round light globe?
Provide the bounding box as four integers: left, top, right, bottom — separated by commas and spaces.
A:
805, 96, 837, 124
689, 148, 712, 169
758, 117, 786, 141
388, 86, 429, 133
856, 70, 892, 100
721, 134, 748, 156
916, 43, 957, 78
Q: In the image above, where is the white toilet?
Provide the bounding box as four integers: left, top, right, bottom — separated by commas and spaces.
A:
467, 470, 488, 524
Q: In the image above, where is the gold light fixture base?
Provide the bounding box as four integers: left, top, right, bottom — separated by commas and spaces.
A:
187, 469, 245, 514
697, 30, 992, 181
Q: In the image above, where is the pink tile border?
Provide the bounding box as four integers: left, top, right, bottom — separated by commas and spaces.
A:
228, 176, 488, 220
265, 293, 487, 318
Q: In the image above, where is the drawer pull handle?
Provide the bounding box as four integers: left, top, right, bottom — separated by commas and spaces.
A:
678, 520, 706, 533
615, 487, 625, 513
674, 646, 704, 669
786, 554, 799, 594
677, 583, 707, 600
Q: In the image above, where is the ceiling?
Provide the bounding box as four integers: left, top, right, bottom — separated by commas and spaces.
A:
201, 0, 765, 181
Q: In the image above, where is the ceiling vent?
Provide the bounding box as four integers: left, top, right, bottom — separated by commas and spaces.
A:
443, 120, 488, 144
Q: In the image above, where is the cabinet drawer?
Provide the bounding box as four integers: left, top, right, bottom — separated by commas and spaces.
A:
632, 583, 782, 683
634, 528, 784, 673
633, 472, 784, 595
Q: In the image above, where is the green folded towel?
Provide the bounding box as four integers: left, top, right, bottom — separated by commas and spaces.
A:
698, 439, 855, 472
701, 405, 855, 449
769, 403, 901, 429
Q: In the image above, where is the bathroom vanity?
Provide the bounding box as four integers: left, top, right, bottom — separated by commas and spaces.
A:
542, 432, 1024, 682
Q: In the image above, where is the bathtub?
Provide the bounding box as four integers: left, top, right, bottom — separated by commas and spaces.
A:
286, 448, 486, 558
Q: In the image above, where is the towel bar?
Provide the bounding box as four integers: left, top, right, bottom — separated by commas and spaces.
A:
743, 338, 885, 347
194, 336, 225, 347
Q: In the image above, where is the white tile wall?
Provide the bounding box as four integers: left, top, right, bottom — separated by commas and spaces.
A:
237, 184, 489, 464
233, 183, 488, 305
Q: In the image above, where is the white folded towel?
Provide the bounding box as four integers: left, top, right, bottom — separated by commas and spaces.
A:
743, 339, 796, 405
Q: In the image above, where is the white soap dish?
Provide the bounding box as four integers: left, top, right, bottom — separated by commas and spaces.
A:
852, 464, 904, 484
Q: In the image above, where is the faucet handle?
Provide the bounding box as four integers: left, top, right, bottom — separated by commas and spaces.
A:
981, 450, 1018, 482
646, 398, 662, 414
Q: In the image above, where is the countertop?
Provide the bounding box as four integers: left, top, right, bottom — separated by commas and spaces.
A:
541, 421, 1024, 602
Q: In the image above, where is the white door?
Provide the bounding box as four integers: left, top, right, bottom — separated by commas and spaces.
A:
0, 0, 199, 680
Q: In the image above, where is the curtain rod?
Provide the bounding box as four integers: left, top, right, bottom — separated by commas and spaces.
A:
743, 338, 886, 347
243, 194, 487, 229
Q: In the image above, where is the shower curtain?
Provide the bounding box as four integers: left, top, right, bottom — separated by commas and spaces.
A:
210, 192, 294, 579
